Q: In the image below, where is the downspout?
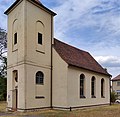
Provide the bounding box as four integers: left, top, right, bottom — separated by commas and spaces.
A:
50, 15, 53, 108
24, 0, 27, 110
110, 76, 112, 105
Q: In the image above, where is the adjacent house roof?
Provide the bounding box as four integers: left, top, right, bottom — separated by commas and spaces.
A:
4, 0, 56, 16
54, 39, 111, 76
112, 74, 120, 81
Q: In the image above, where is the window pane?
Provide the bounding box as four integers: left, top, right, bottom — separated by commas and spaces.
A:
101, 79, 105, 98
80, 74, 85, 98
117, 82, 120, 86
13, 70, 18, 82
38, 33, 42, 45
91, 77, 95, 97
36, 71, 44, 84
117, 90, 120, 95
14, 33, 17, 45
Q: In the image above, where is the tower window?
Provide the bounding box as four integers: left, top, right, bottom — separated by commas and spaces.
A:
38, 32, 42, 45
36, 71, 44, 85
14, 33, 17, 45
13, 70, 18, 82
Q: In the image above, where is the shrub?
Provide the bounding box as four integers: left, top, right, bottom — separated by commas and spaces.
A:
110, 91, 118, 103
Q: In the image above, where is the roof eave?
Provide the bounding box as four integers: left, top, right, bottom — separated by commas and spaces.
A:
68, 64, 112, 77
4, 0, 57, 16
29, 0, 57, 16
112, 79, 120, 81
4, 0, 21, 15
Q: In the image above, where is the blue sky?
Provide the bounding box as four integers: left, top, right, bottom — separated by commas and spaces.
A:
1, 0, 120, 77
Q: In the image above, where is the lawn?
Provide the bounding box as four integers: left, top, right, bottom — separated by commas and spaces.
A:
0, 102, 120, 117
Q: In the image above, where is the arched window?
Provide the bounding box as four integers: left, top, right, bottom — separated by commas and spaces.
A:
13, 70, 18, 82
80, 74, 85, 98
13, 19, 18, 45
36, 21, 44, 45
36, 71, 44, 85
91, 76, 96, 98
101, 78, 105, 98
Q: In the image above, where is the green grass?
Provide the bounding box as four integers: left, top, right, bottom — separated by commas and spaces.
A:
0, 102, 120, 117
0, 101, 6, 112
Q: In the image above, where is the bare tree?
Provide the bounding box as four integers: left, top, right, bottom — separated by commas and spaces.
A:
0, 27, 7, 100
0, 27, 7, 77
0, 27, 7, 58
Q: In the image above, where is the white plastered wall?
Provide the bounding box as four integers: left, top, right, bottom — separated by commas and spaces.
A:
7, 0, 53, 110
67, 66, 110, 107
7, 0, 26, 109
52, 48, 68, 107
25, 64, 51, 108
24, 0, 53, 109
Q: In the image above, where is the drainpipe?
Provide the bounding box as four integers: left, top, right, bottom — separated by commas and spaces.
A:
50, 15, 53, 108
110, 76, 112, 105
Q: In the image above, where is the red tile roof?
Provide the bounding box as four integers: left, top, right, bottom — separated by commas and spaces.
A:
54, 39, 111, 76
112, 74, 120, 81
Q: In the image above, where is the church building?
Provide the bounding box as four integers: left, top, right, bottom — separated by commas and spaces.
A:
5, 0, 111, 111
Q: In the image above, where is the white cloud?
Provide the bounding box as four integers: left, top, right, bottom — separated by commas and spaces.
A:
95, 56, 120, 77
0, 0, 15, 29
53, 0, 98, 39
108, 67, 120, 78
53, 0, 120, 45
95, 56, 120, 67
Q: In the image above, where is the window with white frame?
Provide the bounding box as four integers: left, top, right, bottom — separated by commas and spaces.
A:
36, 71, 44, 85
117, 81, 120, 86
80, 74, 85, 98
116, 90, 120, 95
91, 76, 96, 98
101, 78, 105, 98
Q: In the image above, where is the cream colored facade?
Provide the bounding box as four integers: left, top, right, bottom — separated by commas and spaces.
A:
6, 0, 110, 111
6, 0, 54, 111
53, 49, 110, 109
112, 80, 120, 99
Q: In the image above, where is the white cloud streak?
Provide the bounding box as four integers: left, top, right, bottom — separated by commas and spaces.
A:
95, 56, 120, 67
95, 56, 120, 77
53, 0, 120, 45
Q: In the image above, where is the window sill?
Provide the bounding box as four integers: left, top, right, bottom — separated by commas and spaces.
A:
12, 48, 18, 52
35, 96, 45, 99
91, 95, 96, 98
80, 95, 86, 98
101, 96, 105, 98
36, 83, 44, 85
36, 50, 45, 54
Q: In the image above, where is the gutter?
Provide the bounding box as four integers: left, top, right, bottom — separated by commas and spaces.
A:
68, 64, 112, 77
109, 76, 112, 105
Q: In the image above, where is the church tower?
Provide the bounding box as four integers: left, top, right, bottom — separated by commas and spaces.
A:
5, 0, 56, 111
